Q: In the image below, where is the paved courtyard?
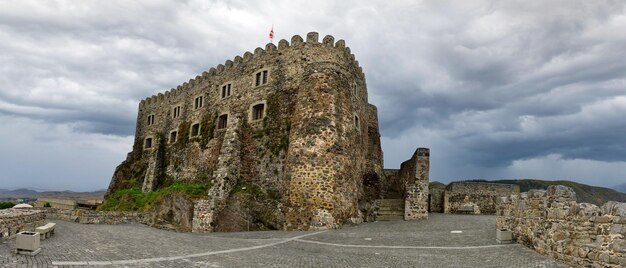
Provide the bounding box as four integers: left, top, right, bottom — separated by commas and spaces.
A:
0, 214, 567, 267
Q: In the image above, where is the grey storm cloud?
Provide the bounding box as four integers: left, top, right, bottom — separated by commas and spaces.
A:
0, 0, 625, 190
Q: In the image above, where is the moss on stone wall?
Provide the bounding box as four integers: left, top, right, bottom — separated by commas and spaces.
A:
254, 93, 291, 156
199, 112, 217, 149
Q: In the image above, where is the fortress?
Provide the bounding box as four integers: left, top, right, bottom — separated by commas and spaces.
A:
106, 32, 429, 232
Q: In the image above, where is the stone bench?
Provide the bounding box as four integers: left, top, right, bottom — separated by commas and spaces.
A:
35, 222, 56, 240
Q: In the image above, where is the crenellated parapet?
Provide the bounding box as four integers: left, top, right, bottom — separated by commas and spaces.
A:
138, 32, 366, 111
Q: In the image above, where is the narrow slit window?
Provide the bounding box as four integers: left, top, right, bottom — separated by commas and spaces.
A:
218, 114, 228, 129
354, 115, 360, 129
144, 138, 153, 149
252, 104, 265, 121
262, 70, 268, 84
172, 106, 181, 118
147, 115, 155, 125
170, 131, 178, 143
191, 123, 200, 137
194, 96, 203, 109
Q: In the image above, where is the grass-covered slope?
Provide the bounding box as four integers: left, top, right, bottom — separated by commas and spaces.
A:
461, 179, 626, 206
98, 182, 208, 212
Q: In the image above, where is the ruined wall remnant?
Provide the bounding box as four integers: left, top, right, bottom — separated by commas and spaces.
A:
444, 182, 519, 214
106, 32, 395, 232
394, 148, 429, 220
497, 185, 626, 267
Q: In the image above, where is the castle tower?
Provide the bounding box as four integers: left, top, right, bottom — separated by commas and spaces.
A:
105, 32, 387, 232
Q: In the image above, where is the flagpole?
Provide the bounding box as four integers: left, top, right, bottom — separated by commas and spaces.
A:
269, 24, 274, 44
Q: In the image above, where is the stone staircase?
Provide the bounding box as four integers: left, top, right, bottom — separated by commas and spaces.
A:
374, 199, 405, 221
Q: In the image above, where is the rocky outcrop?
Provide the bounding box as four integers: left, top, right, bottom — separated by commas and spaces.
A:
497, 185, 626, 267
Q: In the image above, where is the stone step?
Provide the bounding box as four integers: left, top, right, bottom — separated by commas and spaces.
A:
376, 215, 404, 221
378, 213, 403, 217
377, 206, 404, 211
376, 199, 404, 204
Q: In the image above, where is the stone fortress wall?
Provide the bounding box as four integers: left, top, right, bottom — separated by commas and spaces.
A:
444, 182, 520, 214
497, 185, 626, 267
107, 32, 395, 232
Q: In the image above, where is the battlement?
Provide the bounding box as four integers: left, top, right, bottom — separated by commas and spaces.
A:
139, 32, 365, 109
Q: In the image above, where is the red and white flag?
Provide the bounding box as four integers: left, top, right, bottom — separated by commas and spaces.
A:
269, 25, 274, 42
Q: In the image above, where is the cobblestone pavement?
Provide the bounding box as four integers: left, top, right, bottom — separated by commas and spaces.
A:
0, 214, 569, 267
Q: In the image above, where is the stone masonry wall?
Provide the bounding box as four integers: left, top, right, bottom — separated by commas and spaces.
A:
497, 185, 626, 267
0, 209, 46, 239
445, 182, 520, 214
107, 32, 385, 232
43, 208, 144, 225
429, 185, 445, 213
396, 148, 429, 220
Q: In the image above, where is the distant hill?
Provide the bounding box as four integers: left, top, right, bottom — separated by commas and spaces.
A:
461, 179, 626, 206
0, 188, 105, 199
613, 183, 626, 194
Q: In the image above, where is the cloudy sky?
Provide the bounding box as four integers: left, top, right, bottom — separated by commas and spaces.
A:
1, 0, 625, 191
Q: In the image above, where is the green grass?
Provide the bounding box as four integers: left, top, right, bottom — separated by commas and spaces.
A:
98, 181, 209, 212
0, 202, 16, 210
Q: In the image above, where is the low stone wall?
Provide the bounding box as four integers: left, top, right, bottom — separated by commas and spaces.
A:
43, 208, 145, 225
497, 185, 626, 267
0, 209, 46, 239
445, 182, 519, 214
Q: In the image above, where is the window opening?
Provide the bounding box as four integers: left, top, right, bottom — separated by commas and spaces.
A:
252, 104, 265, 121
191, 123, 200, 137
218, 114, 228, 129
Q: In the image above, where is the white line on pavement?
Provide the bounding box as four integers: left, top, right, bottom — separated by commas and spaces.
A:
295, 239, 517, 250
51, 231, 326, 266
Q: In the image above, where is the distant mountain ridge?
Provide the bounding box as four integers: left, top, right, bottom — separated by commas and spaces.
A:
0, 188, 105, 199
460, 179, 626, 206
613, 183, 626, 194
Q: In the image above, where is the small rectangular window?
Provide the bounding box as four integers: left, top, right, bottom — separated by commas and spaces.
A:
145, 138, 153, 149
172, 106, 181, 118
218, 114, 228, 129
194, 96, 203, 109
147, 115, 155, 125
255, 70, 268, 86
169, 131, 178, 143
191, 123, 200, 137
221, 84, 231, 99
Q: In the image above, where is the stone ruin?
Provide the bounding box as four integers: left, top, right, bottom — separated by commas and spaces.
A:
106, 32, 429, 232
497, 185, 626, 267
439, 182, 520, 214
